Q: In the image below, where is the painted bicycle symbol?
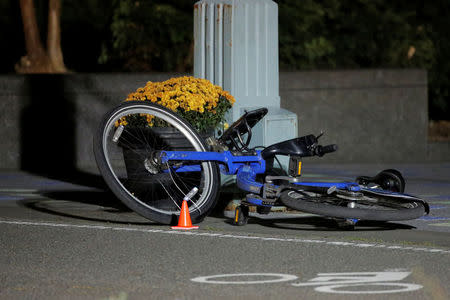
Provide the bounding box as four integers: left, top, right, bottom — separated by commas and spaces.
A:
191, 271, 423, 294
292, 271, 423, 294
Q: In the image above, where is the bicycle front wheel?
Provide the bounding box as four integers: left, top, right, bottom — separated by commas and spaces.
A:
94, 101, 220, 224
279, 189, 426, 221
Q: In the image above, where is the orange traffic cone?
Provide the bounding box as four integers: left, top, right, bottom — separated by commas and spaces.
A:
171, 199, 199, 230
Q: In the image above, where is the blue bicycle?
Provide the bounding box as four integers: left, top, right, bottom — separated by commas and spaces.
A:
94, 101, 429, 226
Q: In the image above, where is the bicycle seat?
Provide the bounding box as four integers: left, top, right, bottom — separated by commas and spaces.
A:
261, 135, 318, 159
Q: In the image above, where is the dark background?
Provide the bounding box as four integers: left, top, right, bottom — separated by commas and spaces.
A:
0, 0, 448, 119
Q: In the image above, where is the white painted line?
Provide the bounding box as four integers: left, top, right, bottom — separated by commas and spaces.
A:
0, 219, 449, 255
191, 273, 298, 284
314, 282, 423, 294
0, 189, 39, 193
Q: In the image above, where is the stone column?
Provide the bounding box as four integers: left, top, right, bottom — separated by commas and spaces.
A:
194, 0, 297, 149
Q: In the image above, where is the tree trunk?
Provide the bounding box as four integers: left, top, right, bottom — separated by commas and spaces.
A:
16, 0, 66, 73
47, 0, 66, 72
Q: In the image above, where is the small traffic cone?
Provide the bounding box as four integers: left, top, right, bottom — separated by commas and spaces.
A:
171, 199, 199, 230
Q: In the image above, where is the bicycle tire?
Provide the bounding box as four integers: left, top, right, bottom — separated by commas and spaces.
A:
279, 189, 426, 221
94, 101, 220, 224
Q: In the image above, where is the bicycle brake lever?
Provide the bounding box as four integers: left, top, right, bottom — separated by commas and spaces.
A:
316, 131, 324, 140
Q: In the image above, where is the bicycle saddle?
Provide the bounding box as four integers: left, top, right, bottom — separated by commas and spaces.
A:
261, 135, 318, 159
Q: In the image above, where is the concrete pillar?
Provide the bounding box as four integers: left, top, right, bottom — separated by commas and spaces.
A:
194, 0, 279, 119
194, 0, 297, 150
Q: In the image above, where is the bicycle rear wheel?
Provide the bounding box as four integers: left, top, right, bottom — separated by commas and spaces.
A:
94, 101, 220, 224
279, 189, 426, 221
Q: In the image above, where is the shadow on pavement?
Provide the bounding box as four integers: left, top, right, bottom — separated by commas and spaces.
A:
224, 215, 416, 232
17, 188, 417, 231
19, 190, 158, 226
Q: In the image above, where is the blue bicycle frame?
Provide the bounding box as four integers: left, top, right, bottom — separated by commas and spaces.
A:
159, 150, 361, 196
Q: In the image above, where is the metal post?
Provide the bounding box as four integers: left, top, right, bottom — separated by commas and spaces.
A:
194, 0, 297, 152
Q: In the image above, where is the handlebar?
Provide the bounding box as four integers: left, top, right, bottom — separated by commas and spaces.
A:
315, 144, 338, 157
261, 135, 338, 160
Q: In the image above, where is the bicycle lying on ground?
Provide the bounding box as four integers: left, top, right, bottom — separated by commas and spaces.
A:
94, 101, 429, 227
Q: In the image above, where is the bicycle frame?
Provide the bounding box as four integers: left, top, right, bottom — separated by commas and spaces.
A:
160, 150, 266, 175
159, 150, 362, 197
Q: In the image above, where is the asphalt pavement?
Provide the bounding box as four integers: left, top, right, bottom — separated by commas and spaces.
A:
0, 163, 449, 299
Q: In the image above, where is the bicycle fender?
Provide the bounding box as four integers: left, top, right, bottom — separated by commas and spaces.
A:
361, 188, 430, 214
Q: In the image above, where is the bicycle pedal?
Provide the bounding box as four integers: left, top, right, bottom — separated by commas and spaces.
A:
288, 156, 303, 177
245, 194, 276, 207
233, 205, 249, 226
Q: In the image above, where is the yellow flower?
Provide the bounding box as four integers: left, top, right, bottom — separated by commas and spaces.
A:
115, 117, 128, 127
120, 76, 235, 129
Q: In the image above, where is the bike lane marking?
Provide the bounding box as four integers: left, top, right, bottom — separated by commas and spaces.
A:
190, 271, 424, 294
0, 219, 449, 255
314, 282, 422, 294
191, 273, 298, 284
291, 271, 423, 294
429, 222, 450, 227
0, 195, 25, 201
